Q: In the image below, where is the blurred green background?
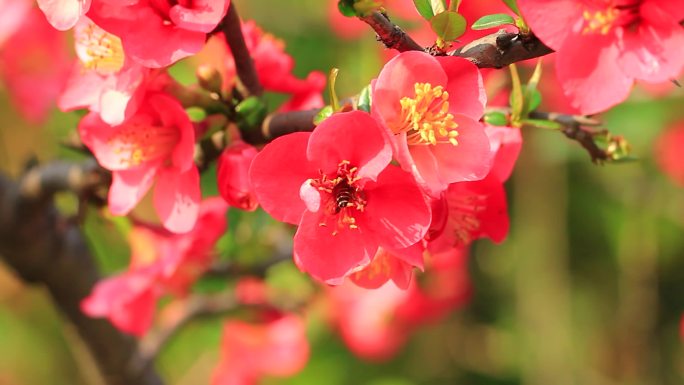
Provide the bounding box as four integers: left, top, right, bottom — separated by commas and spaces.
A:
2, 1, 684, 384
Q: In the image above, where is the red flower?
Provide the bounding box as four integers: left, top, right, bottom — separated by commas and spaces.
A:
249, 111, 431, 284
428, 125, 521, 251
327, 247, 471, 360
81, 198, 228, 336
519, 0, 684, 114
212, 314, 309, 385
217, 141, 259, 211
349, 245, 424, 290
655, 121, 684, 187
88, 0, 230, 67
79, 93, 200, 233
0, 7, 71, 123
59, 17, 152, 125
372, 51, 492, 196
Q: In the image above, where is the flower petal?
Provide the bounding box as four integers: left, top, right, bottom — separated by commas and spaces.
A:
293, 210, 376, 284
557, 31, 633, 114
364, 166, 431, 249
108, 166, 158, 215
249, 132, 316, 225
435, 56, 486, 120
307, 111, 391, 180
517, 0, 583, 50
153, 167, 201, 234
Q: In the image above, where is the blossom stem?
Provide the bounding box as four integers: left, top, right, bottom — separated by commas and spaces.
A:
221, 2, 264, 97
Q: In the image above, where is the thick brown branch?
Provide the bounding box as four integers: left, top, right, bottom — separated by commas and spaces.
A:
451, 30, 554, 68
222, 2, 263, 97
359, 11, 424, 52
241, 109, 318, 145
0, 163, 163, 385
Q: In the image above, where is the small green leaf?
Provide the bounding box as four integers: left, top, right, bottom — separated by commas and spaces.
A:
357, 85, 372, 113
502, 0, 520, 16
521, 118, 563, 130
484, 111, 509, 127
235, 96, 267, 128
522, 60, 543, 114
337, 0, 356, 17
430, 11, 467, 42
413, 0, 434, 20
329, 68, 340, 111
430, 0, 446, 14
314, 105, 334, 126
509, 64, 524, 123
185, 107, 207, 123
471, 13, 516, 30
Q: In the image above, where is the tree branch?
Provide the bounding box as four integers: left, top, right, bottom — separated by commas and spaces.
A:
137, 292, 239, 368
0, 162, 164, 385
451, 30, 554, 68
359, 11, 424, 52
222, 2, 263, 97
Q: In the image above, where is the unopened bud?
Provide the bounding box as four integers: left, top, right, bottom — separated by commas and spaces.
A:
197, 65, 223, 95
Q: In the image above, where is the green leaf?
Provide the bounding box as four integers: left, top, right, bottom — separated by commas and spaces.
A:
337, 0, 356, 17
314, 105, 334, 126
521, 118, 563, 130
484, 111, 509, 126
523, 60, 543, 115
235, 96, 267, 128
185, 107, 207, 123
430, 11, 467, 42
430, 0, 446, 14
502, 0, 520, 16
509, 64, 524, 122
328, 68, 340, 111
357, 85, 372, 113
413, 0, 434, 20
471, 13, 516, 30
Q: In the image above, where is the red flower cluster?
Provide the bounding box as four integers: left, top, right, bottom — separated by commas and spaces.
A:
250, 51, 519, 287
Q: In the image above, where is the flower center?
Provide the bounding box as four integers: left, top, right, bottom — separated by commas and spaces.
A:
582, 1, 642, 35
76, 22, 125, 75
393, 83, 459, 146
309, 160, 367, 234
108, 123, 180, 168
446, 192, 487, 246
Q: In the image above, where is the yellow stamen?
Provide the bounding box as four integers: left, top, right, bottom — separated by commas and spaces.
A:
582, 8, 619, 35
393, 83, 459, 146
76, 22, 125, 75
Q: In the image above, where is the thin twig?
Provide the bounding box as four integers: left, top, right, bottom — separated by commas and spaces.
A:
137, 292, 239, 368
221, 2, 263, 97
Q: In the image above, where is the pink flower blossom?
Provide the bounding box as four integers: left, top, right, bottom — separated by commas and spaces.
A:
79, 93, 200, 233
59, 17, 152, 125
349, 244, 424, 290
655, 121, 684, 187
0, 7, 71, 123
81, 198, 228, 336
372, 51, 492, 196
427, 125, 521, 252
212, 313, 309, 385
37, 0, 91, 31
519, 0, 684, 114
249, 111, 432, 284
217, 140, 259, 211
0, 0, 30, 47
88, 0, 230, 68
328, 247, 470, 360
